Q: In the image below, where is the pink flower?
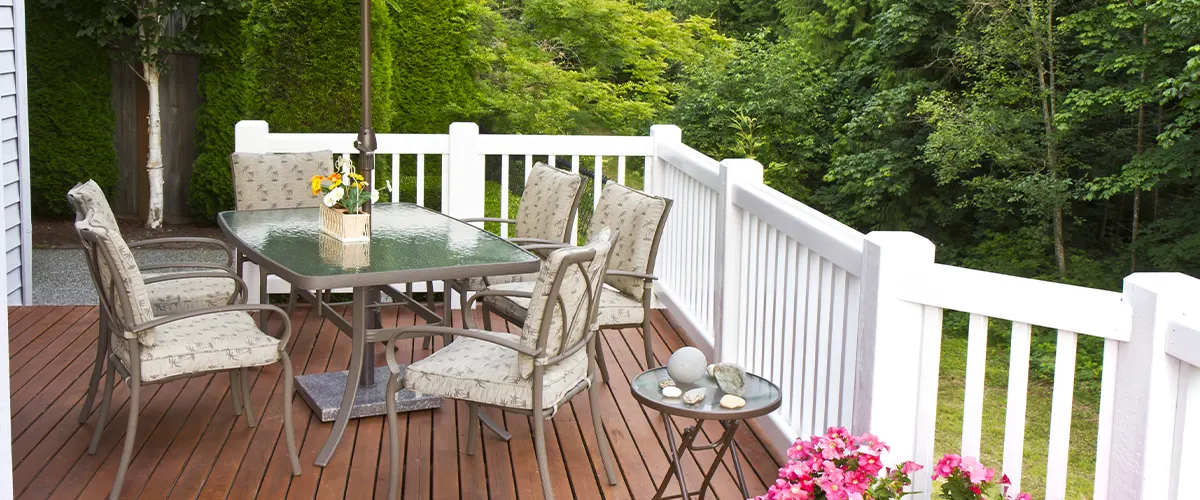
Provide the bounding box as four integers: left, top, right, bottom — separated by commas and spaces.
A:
852, 433, 890, 455
959, 456, 994, 485
900, 461, 923, 475
932, 454, 962, 480
1012, 494, 1032, 500
857, 453, 883, 477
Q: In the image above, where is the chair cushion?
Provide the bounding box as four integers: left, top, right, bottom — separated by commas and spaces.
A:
144, 272, 238, 315
231, 151, 332, 210
483, 281, 645, 327
109, 311, 281, 382
588, 182, 669, 297
514, 163, 583, 243
403, 332, 588, 411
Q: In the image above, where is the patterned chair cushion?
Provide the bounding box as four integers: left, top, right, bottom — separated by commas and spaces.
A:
231, 151, 333, 210
404, 331, 589, 411
483, 281, 644, 327
514, 163, 584, 243
144, 272, 237, 315
68, 181, 159, 345
516, 230, 615, 378
587, 182, 669, 297
109, 311, 281, 382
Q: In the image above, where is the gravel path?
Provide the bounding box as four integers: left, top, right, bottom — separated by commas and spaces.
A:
33, 248, 229, 305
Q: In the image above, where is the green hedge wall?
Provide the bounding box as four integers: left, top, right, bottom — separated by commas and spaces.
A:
188, 5, 249, 220
27, 2, 118, 216
390, 0, 477, 132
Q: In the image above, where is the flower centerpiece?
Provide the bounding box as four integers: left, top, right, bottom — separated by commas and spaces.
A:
311, 156, 379, 242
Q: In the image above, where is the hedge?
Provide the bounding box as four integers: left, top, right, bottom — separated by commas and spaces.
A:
188, 5, 249, 220
390, 0, 478, 132
26, 2, 119, 216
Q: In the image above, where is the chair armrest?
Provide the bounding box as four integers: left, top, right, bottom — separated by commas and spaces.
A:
382, 326, 541, 374
459, 217, 517, 225
140, 262, 235, 273
507, 237, 561, 245
127, 237, 236, 267
142, 271, 247, 305
464, 289, 535, 329
127, 303, 291, 346
520, 243, 572, 253
605, 270, 658, 282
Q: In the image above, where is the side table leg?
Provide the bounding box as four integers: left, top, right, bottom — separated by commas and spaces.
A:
653, 415, 699, 500
696, 420, 741, 500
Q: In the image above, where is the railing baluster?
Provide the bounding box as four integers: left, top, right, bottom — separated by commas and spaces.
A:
814, 257, 834, 429
1092, 338, 1119, 500
524, 154, 533, 180
593, 155, 603, 209
801, 249, 820, 437
570, 155, 579, 244
762, 226, 779, 384
737, 210, 752, 370
1045, 330, 1078, 500
501, 154, 510, 238
390, 154, 400, 202
1003, 321, 1033, 494
961, 313, 990, 458
779, 240, 798, 428
416, 154, 425, 207
839, 275, 860, 425
618, 156, 626, 186
827, 266, 848, 426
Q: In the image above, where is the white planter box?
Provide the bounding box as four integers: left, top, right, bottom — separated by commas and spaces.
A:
319, 204, 370, 242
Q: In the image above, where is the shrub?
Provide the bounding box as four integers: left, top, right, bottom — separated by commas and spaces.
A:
26, 2, 119, 216
188, 4, 249, 221
389, 0, 478, 132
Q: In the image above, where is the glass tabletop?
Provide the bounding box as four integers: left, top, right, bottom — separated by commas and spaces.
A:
218, 203, 540, 288
631, 366, 781, 420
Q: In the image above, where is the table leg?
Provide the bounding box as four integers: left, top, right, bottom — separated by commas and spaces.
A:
315, 286, 368, 467
696, 420, 741, 500
653, 416, 699, 500
257, 266, 269, 331
726, 421, 749, 497
361, 286, 382, 387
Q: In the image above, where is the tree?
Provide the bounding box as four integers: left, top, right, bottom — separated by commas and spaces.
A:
45, 0, 239, 228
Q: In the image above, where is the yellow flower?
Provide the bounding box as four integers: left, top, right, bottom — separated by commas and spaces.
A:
310, 176, 322, 195
349, 172, 364, 181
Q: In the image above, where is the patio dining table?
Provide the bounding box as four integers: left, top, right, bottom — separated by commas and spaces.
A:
218, 203, 541, 466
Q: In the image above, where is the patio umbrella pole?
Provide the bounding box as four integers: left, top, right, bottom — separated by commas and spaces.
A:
356, 0, 380, 387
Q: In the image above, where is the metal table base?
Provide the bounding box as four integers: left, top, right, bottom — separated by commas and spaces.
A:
653, 417, 748, 500
295, 366, 441, 422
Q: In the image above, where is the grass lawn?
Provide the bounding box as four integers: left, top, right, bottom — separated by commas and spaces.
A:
935, 331, 1102, 499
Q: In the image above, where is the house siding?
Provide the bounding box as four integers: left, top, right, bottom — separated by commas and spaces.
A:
0, 0, 30, 305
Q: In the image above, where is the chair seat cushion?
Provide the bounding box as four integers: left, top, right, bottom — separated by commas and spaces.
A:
110, 311, 280, 382
482, 282, 645, 327
403, 332, 588, 411
454, 273, 538, 292
144, 272, 237, 316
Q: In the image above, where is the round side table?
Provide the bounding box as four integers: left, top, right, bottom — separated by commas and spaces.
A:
630, 367, 782, 500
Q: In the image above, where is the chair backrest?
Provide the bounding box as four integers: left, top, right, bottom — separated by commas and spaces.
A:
67, 181, 158, 344
517, 228, 618, 378
586, 182, 672, 297
231, 151, 333, 210
514, 162, 585, 243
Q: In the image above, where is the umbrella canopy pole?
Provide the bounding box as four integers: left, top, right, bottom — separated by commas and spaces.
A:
356, 0, 378, 216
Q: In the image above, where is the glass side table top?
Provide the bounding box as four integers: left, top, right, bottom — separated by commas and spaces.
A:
218, 203, 540, 289
630, 366, 781, 420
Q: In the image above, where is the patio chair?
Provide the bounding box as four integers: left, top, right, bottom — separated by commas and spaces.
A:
478, 182, 672, 381
72, 184, 301, 499
67, 181, 247, 426
444, 162, 584, 338
382, 230, 620, 500
230, 151, 332, 315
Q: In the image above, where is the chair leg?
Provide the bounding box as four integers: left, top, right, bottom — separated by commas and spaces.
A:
594, 330, 611, 384
79, 318, 109, 424
88, 366, 115, 455
481, 303, 493, 331
229, 370, 243, 416
589, 374, 618, 485
240, 367, 257, 428
422, 281, 435, 350
643, 313, 656, 368
386, 373, 402, 500
109, 377, 139, 500
286, 286, 298, 316
532, 407, 554, 500
466, 403, 480, 456
281, 352, 301, 476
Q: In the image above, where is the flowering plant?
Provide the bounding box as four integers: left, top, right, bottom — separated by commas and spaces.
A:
311, 156, 379, 214
754, 427, 922, 500
930, 454, 1030, 500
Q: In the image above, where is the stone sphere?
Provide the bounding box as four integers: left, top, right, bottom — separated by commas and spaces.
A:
666, 347, 708, 384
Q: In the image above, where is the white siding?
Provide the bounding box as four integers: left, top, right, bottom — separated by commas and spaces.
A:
0, 0, 29, 305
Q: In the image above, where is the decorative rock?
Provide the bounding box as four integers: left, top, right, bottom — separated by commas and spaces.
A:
659, 379, 676, 389
711, 362, 747, 396
682, 388, 707, 405
667, 347, 708, 384
719, 395, 746, 409
661, 386, 682, 398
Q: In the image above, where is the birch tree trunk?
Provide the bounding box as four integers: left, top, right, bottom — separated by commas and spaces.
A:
144, 60, 164, 229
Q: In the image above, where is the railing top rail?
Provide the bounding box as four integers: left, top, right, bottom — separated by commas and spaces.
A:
657, 141, 721, 189
475, 134, 654, 156
731, 181, 865, 273
1168, 314, 1200, 367
899, 262, 1132, 341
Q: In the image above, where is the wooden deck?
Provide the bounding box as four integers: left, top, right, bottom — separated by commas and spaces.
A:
8, 304, 780, 499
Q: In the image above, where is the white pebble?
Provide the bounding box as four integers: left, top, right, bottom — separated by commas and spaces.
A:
719, 395, 746, 409
661, 386, 682, 398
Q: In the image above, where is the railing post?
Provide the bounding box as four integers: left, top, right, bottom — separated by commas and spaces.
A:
234, 120, 270, 153
1103, 273, 1198, 498
852, 232, 935, 467
647, 125, 680, 196
714, 158, 763, 365
445, 122, 483, 221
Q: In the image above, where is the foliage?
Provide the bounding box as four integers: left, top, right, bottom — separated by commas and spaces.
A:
26, 1, 119, 216
188, 3, 248, 220
43, 0, 236, 67
387, 0, 478, 132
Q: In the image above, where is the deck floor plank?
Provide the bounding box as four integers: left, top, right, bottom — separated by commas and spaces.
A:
9, 305, 776, 499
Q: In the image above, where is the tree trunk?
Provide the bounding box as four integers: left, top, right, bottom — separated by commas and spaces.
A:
144, 61, 164, 229
1131, 23, 1148, 272
1029, 0, 1066, 275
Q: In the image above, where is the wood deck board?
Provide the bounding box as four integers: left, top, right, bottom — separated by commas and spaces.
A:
10, 305, 777, 499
